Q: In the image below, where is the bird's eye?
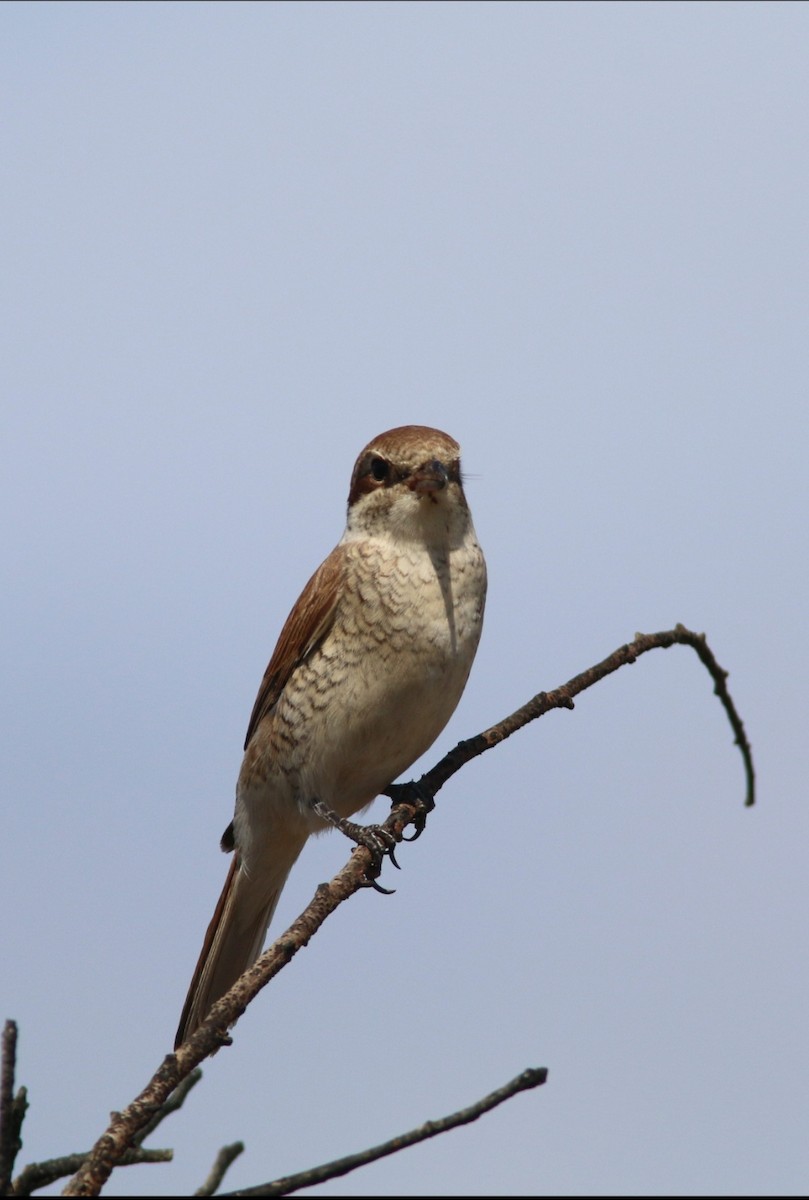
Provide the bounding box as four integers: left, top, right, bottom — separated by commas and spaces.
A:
369, 457, 389, 482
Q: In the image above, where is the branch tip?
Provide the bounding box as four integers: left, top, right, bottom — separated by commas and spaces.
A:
232, 1065, 548, 1197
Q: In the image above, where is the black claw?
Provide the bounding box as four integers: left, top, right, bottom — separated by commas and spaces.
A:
387, 780, 435, 842
310, 797, 402, 887
365, 877, 397, 896
401, 806, 431, 842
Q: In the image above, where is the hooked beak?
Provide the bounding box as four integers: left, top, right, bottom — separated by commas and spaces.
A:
409, 459, 449, 496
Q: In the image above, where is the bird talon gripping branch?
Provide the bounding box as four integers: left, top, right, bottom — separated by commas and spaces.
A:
310, 800, 402, 870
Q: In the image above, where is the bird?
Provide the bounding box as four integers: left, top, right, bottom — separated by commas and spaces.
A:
175, 424, 487, 1047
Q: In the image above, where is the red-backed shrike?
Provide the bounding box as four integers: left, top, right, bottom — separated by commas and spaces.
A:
176, 425, 487, 1046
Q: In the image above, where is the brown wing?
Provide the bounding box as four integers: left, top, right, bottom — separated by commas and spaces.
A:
242, 544, 345, 750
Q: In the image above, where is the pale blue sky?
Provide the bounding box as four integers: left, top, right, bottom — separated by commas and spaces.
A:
2, 1, 808, 1195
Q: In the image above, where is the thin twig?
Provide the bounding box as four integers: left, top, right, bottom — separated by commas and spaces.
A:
63, 626, 754, 1195
0, 1021, 28, 1195
195, 1142, 245, 1196
13, 1147, 171, 1196
224, 1067, 547, 1197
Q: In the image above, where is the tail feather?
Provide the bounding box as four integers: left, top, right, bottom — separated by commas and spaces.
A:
175, 841, 302, 1047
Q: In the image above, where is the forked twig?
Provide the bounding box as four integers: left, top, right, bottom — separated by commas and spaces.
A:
13, 1148, 171, 1196
132, 1068, 202, 1146
5, 1047, 198, 1195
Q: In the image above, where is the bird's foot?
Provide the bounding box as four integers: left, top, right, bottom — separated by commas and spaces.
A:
310, 799, 400, 893
384, 779, 436, 841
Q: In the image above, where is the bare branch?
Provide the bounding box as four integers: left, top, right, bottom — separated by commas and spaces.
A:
62, 626, 754, 1195
0, 1020, 27, 1195
62, 850, 389, 1195
13, 1147, 171, 1196
406, 624, 755, 808
224, 1067, 547, 1197
195, 1142, 245, 1196
10, 1067, 200, 1196
9, 1057, 196, 1195
132, 1068, 202, 1146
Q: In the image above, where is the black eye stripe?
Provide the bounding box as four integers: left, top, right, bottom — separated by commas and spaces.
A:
347, 449, 463, 507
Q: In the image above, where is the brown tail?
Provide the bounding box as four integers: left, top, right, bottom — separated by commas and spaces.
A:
175, 840, 303, 1047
